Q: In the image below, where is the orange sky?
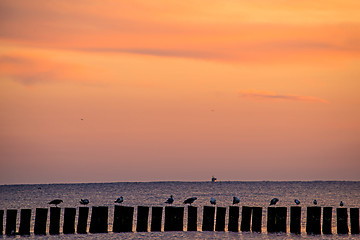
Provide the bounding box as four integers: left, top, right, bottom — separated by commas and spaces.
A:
1, 0, 359, 184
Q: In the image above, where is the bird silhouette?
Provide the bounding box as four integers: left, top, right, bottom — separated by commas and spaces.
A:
183, 197, 197, 205
115, 196, 124, 204
165, 195, 174, 204
80, 199, 89, 205
233, 196, 240, 205
210, 197, 216, 205
48, 199, 63, 207
313, 199, 318, 205
270, 198, 279, 206
294, 199, 300, 205
340, 201, 344, 207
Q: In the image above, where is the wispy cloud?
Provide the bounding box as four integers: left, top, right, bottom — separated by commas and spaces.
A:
238, 89, 329, 103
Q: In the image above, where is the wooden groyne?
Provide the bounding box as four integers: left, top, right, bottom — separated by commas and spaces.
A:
0, 206, 359, 236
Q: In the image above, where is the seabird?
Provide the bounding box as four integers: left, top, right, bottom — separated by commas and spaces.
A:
183, 197, 197, 205
340, 201, 344, 207
48, 199, 63, 207
313, 199, 318, 205
270, 198, 279, 206
165, 195, 174, 204
115, 196, 124, 204
80, 199, 89, 205
294, 199, 300, 205
210, 197, 216, 205
233, 196, 240, 205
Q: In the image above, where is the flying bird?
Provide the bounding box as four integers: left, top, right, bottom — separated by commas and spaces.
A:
270, 198, 279, 206
294, 199, 300, 205
115, 196, 124, 204
313, 199, 318, 205
165, 195, 174, 204
80, 199, 89, 205
233, 196, 240, 205
48, 199, 63, 207
183, 197, 197, 205
210, 197, 216, 205
340, 201, 344, 207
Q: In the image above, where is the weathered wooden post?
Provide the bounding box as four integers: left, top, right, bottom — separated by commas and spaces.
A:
240, 206, 251, 232
252, 207, 262, 233
19, 209, 31, 235
34, 208, 48, 235
136, 206, 149, 232
0, 210, 3, 235
5, 209, 17, 235
89, 206, 108, 233
337, 208, 348, 234
63, 208, 76, 234
350, 208, 359, 234
202, 206, 215, 231
267, 207, 276, 233
322, 207, 332, 234
215, 207, 226, 231
151, 207, 162, 232
49, 207, 61, 235
228, 206, 239, 232
290, 206, 301, 234
306, 206, 321, 234
113, 205, 134, 232
164, 206, 184, 231
77, 207, 89, 234
187, 206, 197, 231
276, 207, 287, 233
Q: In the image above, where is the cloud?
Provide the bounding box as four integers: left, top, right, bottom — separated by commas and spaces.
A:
238, 89, 329, 103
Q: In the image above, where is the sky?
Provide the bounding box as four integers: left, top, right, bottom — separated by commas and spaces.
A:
1, 0, 359, 184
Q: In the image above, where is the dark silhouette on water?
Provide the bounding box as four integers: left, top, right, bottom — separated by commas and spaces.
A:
210, 197, 216, 205
115, 196, 124, 204
165, 195, 174, 204
294, 199, 300, 205
48, 199, 63, 207
233, 196, 240, 204
340, 201, 344, 207
80, 199, 89, 205
183, 197, 197, 205
313, 199, 317, 205
270, 198, 279, 205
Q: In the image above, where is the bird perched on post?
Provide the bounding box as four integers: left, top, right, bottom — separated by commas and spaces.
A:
115, 196, 124, 204
48, 199, 63, 207
210, 197, 216, 205
313, 199, 318, 205
294, 199, 300, 205
80, 199, 89, 205
183, 197, 197, 205
270, 198, 279, 206
165, 195, 174, 204
233, 196, 240, 205
340, 201, 344, 207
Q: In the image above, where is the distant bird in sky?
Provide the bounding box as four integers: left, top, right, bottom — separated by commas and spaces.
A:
270, 198, 279, 206
48, 199, 63, 207
313, 199, 318, 205
80, 199, 89, 205
340, 201, 344, 207
115, 196, 124, 204
294, 199, 300, 205
165, 195, 174, 204
233, 196, 240, 205
183, 197, 197, 205
210, 197, 216, 205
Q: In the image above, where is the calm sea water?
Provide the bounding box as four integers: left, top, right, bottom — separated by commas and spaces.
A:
0, 181, 359, 239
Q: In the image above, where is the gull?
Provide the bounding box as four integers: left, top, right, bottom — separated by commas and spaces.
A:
48, 199, 63, 207
115, 196, 124, 204
80, 199, 89, 205
165, 195, 174, 204
183, 197, 197, 205
340, 201, 344, 207
210, 197, 216, 205
270, 198, 279, 206
313, 199, 317, 205
294, 199, 300, 205
233, 196, 240, 205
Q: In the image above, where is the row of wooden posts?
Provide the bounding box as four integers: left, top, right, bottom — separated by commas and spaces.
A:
0, 206, 359, 236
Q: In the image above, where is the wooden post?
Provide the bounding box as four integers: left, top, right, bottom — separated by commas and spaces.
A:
290, 206, 301, 234
151, 207, 162, 232
89, 206, 108, 233
276, 207, 287, 233
5, 209, 17, 235
0, 210, 3, 235
187, 206, 197, 231
240, 206, 251, 232
63, 208, 76, 234
350, 208, 359, 234
202, 206, 215, 231
136, 206, 149, 232
215, 207, 226, 231
113, 205, 134, 232
252, 207, 262, 233
337, 208, 348, 234
49, 207, 61, 235
34, 208, 48, 235
306, 206, 321, 234
267, 207, 276, 233
228, 206, 239, 232
19, 209, 31, 235
77, 207, 89, 234
322, 207, 332, 234
164, 206, 184, 231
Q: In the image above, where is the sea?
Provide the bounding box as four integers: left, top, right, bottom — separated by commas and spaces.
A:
0, 181, 359, 239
